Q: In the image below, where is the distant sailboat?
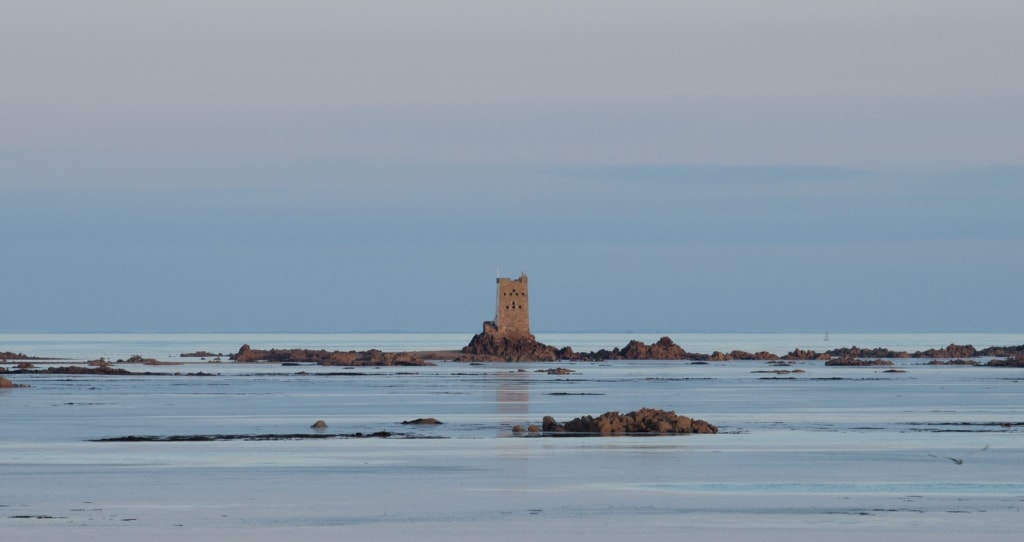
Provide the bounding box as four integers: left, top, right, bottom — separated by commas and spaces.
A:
824, 331, 830, 342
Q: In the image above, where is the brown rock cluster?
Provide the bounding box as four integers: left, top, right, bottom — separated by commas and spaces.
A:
915, 344, 978, 358
402, 418, 443, 425
43, 365, 135, 375
619, 337, 688, 360
987, 354, 1024, 367
823, 346, 908, 359
709, 350, 780, 361
1, 351, 44, 361
572, 337, 695, 361
120, 355, 176, 365
539, 367, 574, 375
460, 333, 562, 362
824, 358, 894, 366
0, 376, 27, 388
460, 335, 707, 362
780, 349, 831, 361
927, 359, 980, 366
232, 344, 431, 366
780, 343, 1024, 362
180, 351, 221, 358
977, 345, 1024, 358
218, 340, 1024, 364
540, 408, 717, 435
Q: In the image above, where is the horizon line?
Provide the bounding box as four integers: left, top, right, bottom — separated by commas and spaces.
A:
1, 330, 1021, 336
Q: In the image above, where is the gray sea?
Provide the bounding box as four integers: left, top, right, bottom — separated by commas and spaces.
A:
2, 333, 1023, 541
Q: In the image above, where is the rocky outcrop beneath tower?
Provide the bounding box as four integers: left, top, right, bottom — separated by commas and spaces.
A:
460, 331, 563, 362
459, 335, 705, 362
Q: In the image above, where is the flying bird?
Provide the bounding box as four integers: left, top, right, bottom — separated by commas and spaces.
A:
929, 444, 989, 465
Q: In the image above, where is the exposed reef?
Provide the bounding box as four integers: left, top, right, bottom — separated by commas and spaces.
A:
538, 408, 718, 435
927, 359, 980, 366
8, 339, 1024, 370
180, 351, 224, 358
1, 351, 53, 361
460, 333, 563, 361
986, 354, 1024, 367
402, 418, 443, 425
119, 352, 182, 364
6, 366, 217, 377
458, 335, 703, 362
578, 337, 690, 361
0, 376, 28, 388
231, 344, 433, 366
37, 365, 136, 375
825, 358, 895, 367
456, 335, 1024, 364
89, 431, 427, 442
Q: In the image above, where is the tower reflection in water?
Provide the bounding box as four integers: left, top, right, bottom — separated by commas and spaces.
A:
495, 369, 533, 487
496, 369, 531, 433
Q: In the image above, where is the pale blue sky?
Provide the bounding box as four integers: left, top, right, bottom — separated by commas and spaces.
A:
1, 1, 1022, 333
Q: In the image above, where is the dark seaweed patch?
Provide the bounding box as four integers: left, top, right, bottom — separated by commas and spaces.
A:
91, 431, 446, 442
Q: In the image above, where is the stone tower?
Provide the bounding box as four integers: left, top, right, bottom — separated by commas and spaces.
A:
487, 273, 533, 340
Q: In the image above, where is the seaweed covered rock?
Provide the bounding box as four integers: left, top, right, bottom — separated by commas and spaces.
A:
44, 365, 135, 375
231, 344, 430, 366
541, 408, 717, 435
824, 358, 894, 366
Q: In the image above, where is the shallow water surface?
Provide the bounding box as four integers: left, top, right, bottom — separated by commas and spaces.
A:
2, 334, 1023, 541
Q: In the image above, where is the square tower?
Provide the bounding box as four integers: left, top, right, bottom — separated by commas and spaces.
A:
494, 273, 532, 340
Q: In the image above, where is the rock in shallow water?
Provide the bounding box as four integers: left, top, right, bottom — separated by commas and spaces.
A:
540, 408, 717, 435
402, 418, 443, 425
0, 376, 27, 388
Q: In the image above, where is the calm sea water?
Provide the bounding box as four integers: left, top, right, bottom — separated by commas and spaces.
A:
3, 332, 1024, 360
2, 333, 1023, 541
